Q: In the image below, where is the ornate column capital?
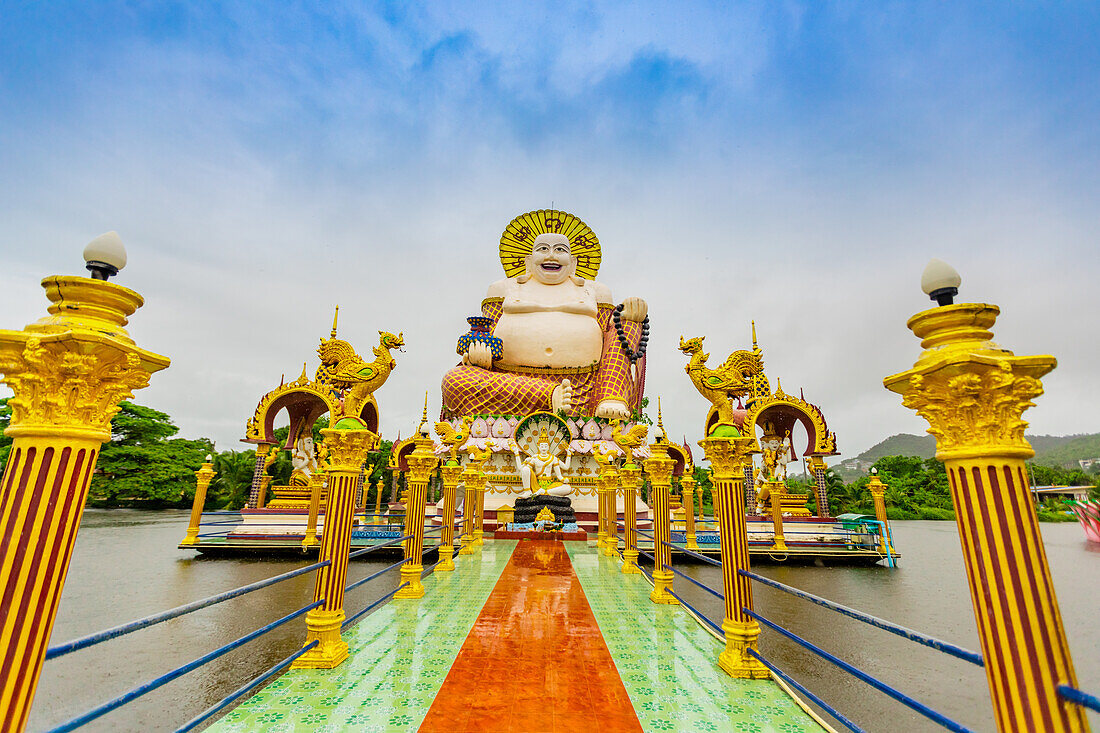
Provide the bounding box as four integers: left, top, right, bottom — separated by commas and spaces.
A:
643, 441, 676, 484
867, 475, 886, 498
440, 462, 464, 484
404, 434, 439, 479
884, 303, 1055, 461
0, 277, 170, 441
699, 436, 757, 478
320, 427, 379, 473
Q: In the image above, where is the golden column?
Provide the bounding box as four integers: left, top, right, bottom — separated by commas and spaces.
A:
458, 462, 477, 556
436, 460, 463, 572
395, 420, 436, 600
619, 460, 642, 574
595, 452, 619, 557
866, 470, 895, 557
681, 474, 700, 551
885, 264, 1087, 732
301, 470, 324, 549
0, 237, 170, 732
644, 423, 678, 605
293, 424, 378, 669
181, 455, 216, 546
700, 435, 769, 679
465, 445, 492, 547
767, 489, 788, 553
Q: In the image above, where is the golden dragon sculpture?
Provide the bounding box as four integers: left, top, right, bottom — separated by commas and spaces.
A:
678, 335, 763, 429
316, 331, 404, 417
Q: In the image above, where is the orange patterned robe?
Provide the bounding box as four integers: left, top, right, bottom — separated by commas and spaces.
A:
441, 298, 645, 418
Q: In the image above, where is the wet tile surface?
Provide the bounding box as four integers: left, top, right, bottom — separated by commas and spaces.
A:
420, 539, 642, 733
566, 543, 823, 732
208, 541, 518, 733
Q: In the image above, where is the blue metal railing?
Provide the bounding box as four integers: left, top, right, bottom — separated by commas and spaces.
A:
747, 649, 868, 733
47, 598, 325, 732
624, 528, 976, 732
173, 640, 319, 733
738, 569, 982, 666
46, 518, 467, 729
743, 607, 974, 733
45, 560, 330, 660
1058, 684, 1100, 714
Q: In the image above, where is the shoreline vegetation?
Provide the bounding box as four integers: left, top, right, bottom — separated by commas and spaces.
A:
1, 400, 1095, 520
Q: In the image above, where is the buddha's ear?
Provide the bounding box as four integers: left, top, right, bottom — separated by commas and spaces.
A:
569, 255, 584, 285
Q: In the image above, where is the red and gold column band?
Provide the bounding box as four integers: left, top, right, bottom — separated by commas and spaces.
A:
0, 439, 99, 731
396, 433, 436, 599
700, 435, 769, 679
645, 441, 677, 604
946, 456, 1087, 732
620, 462, 641, 574
294, 426, 377, 669
437, 462, 462, 572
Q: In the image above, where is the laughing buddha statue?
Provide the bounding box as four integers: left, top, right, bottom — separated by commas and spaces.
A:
441, 210, 648, 420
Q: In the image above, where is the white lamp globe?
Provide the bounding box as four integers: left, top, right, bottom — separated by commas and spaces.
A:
920, 258, 961, 306
83, 231, 127, 280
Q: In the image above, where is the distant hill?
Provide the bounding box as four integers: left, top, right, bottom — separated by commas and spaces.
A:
834, 432, 1100, 478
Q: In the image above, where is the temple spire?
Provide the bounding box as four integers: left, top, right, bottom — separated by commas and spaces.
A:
330, 305, 340, 339
417, 391, 429, 435
656, 396, 666, 442
751, 320, 759, 353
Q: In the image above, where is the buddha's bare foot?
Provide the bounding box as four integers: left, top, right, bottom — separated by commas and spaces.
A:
551, 378, 572, 413
596, 399, 630, 420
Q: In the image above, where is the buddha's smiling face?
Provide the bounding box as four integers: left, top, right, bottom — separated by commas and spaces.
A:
525, 233, 576, 285
538, 441, 551, 456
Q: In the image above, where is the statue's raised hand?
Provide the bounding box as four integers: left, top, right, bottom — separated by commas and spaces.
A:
620, 297, 648, 322
463, 341, 494, 369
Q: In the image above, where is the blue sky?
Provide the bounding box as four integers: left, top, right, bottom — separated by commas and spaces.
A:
1, 2, 1098, 456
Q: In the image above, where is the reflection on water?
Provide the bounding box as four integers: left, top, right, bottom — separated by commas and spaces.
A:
25, 513, 1100, 732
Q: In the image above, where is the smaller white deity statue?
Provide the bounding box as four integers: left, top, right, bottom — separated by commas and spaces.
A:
513, 428, 573, 499
289, 435, 319, 486
774, 431, 793, 482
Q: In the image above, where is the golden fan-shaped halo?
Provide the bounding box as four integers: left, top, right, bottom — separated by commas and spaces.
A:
499, 209, 601, 280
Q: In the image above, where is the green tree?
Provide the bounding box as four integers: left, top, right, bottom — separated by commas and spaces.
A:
0, 397, 11, 473
207, 450, 258, 510
88, 403, 212, 507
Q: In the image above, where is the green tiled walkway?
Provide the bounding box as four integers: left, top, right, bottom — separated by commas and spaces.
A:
211, 539, 824, 733
209, 541, 518, 733
566, 544, 823, 733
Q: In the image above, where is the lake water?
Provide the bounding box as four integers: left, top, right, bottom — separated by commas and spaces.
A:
25, 512, 1100, 732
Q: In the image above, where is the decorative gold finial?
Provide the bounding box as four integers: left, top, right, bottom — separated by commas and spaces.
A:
417, 391, 429, 435
657, 396, 666, 442
330, 305, 340, 339
751, 321, 759, 353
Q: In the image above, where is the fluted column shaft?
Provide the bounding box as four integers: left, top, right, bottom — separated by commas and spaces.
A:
701, 436, 768, 679
644, 443, 678, 604
181, 460, 216, 546
620, 462, 641, 574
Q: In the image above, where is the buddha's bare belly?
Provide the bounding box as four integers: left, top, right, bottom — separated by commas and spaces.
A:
495, 311, 603, 369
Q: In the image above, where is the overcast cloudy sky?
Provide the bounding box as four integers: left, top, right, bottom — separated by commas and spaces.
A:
1, 2, 1097, 458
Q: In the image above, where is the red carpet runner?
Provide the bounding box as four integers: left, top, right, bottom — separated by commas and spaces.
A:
419, 540, 642, 733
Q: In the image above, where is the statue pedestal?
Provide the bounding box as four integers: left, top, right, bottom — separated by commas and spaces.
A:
513, 495, 576, 525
